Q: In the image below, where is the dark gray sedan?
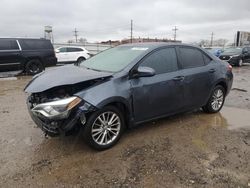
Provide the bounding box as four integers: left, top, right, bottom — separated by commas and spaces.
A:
25, 43, 233, 150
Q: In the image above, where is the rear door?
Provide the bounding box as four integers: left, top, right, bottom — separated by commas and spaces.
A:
130, 47, 184, 122
177, 46, 214, 109
67, 47, 84, 61
0, 39, 22, 71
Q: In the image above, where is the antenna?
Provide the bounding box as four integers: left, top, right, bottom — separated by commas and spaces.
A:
130, 20, 133, 43
172, 26, 178, 41
73, 28, 79, 43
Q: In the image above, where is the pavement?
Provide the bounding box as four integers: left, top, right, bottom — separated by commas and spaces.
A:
0, 65, 250, 187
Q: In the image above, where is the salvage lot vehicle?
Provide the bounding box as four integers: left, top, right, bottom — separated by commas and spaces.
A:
219, 47, 250, 67
0, 38, 57, 75
55, 46, 91, 64
204, 47, 223, 57
24, 43, 233, 150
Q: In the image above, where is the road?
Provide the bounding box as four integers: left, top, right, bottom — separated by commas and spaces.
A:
0, 65, 250, 187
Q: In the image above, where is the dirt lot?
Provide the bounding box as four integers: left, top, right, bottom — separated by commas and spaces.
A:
0, 65, 250, 188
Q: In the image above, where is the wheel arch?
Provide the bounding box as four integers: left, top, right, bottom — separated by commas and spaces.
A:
215, 80, 228, 94
96, 97, 132, 128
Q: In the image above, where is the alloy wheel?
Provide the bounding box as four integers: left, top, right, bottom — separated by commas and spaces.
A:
91, 111, 121, 146
239, 59, 243, 67
211, 89, 224, 111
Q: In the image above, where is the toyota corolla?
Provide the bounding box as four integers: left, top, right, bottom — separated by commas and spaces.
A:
25, 43, 233, 150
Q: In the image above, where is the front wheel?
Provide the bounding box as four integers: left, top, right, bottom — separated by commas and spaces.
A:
203, 85, 225, 113
83, 106, 125, 150
237, 59, 243, 67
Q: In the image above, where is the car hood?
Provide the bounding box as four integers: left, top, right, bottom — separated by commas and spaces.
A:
24, 65, 113, 93
220, 52, 240, 56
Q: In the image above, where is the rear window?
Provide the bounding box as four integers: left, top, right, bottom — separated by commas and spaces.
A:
67, 47, 83, 52
179, 47, 205, 68
19, 39, 53, 50
0, 39, 19, 50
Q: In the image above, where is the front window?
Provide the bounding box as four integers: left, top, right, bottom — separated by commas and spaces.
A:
81, 46, 148, 72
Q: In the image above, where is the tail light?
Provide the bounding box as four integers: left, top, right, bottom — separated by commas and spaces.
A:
227, 64, 232, 71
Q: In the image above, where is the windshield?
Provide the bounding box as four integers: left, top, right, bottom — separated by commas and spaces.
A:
81, 46, 148, 72
223, 48, 242, 54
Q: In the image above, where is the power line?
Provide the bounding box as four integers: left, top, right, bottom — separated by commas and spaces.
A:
210, 32, 214, 47
130, 20, 133, 43
73, 28, 79, 43
172, 26, 178, 41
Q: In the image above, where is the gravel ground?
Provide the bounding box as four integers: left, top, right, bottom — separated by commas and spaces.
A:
0, 65, 250, 188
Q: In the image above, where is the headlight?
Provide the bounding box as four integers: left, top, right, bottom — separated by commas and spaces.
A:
230, 55, 239, 58
32, 96, 82, 120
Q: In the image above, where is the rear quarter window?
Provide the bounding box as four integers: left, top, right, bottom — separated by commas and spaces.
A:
203, 53, 212, 64
0, 39, 19, 50
19, 39, 53, 50
179, 47, 205, 69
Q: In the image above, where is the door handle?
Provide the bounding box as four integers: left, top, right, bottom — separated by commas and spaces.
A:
173, 76, 184, 81
209, 69, 215, 73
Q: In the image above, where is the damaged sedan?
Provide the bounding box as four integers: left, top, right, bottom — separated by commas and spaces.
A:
25, 43, 233, 150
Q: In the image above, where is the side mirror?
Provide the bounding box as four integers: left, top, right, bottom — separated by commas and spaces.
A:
132, 66, 155, 78
55, 49, 60, 53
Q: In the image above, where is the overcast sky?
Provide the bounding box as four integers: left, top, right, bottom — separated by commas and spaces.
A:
0, 0, 249, 43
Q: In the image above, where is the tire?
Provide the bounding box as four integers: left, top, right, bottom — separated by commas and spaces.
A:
25, 59, 44, 75
76, 57, 86, 65
83, 106, 125, 150
202, 85, 225, 113
237, 59, 243, 67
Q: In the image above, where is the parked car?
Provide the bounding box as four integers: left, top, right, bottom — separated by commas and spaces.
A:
219, 47, 250, 66
0, 38, 57, 74
55, 46, 91, 64
204, 47, 223, 57
25, 43, 233, 150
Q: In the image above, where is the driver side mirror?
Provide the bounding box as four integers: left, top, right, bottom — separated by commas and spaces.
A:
132, 66, 155, 78
55, 49, 60, 53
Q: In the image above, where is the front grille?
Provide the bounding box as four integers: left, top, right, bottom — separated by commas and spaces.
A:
219, 56, 230, 61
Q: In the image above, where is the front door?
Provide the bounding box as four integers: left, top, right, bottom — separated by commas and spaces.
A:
56, 47, 68, 62
242, 47, 250, 63
130, 47, 184, 123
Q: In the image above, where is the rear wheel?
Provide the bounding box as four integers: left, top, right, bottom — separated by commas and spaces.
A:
76, 57, 86, 65
203, 85, 225, 113
83, 106, 125, 150
25, 59, 44, 75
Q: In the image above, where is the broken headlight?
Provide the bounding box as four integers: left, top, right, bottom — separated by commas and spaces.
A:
32, 96, 82, 120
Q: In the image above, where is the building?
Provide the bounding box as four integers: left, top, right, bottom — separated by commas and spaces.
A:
235, 31, 250, 46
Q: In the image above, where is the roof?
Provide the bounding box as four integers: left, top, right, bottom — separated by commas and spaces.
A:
119, 42, 200, 50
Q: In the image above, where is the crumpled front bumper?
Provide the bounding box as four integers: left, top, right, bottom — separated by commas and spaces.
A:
27, 100, 89, 136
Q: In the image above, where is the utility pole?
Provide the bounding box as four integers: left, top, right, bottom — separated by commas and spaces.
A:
73, 28, 79, 43
130, 20, 133, 43
172, 26, 178, 41
210, 32, 214, 47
